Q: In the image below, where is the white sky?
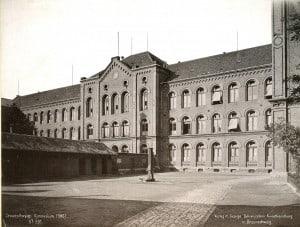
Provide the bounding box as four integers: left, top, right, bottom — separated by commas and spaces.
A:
0, 0, 271, 99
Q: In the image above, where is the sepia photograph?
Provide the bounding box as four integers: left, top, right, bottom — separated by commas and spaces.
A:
1, 0, 300, 226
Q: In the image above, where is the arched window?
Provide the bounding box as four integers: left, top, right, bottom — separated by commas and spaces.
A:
61, 128, 66, 139
102, 95, 109, 115
40, 130, 44, 137
111, 93, 119, 114
229, 142, 239, 162
78, 127, 81, 140
87, 124, 93, 139
169, 118, 176, 135
211, 85, 222, 104
121, 92, 129, 113
228, 83, 239, 103
40, 111, 44, 124
246, 141, 258, 162
62, 108, 67, 122
47, 111, 51, 123
182, 90, 191, 108
169, 92, 176, 109
141, 119, 148, 136
265, 78, 272, 98
27, 113, 32, 121
54, 109, 58, 123
246, 80, 258, 101
112, 122, 119, 137
169, 144, 176, 162
54, 129, 58, 138
265, 109, 272, 129
141, 144, 148, 154
70, 107, 75, 121
47, 129, 51, 137
34, 113, 38, 122
77, 106, 81, 120
182, 143, 191, 162
197, 143, 206, 163
112, 145, 118, 153
86, 97, 93, 117
212, 113, 222, 133
228, 112, 239, 131
196, 115, 206, 134
196, 87, 206, 107
102, 122, 109, 138
182, 116, 192, 135
212, 142, 222, 162
121, 120, 129, 137
33, 129, 38, 136
121, 145, 129, 153
141, 89, 148, 110
247, 110, 258, 131
265, 141, 272, 163
70, 127, 75, 140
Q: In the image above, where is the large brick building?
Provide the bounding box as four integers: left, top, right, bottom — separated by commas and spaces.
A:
11, 0, 300, 173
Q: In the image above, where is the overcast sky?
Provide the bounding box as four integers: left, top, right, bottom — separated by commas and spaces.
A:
0, 0, 271, 99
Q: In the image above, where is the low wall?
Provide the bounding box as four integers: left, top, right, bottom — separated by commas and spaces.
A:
116, 153, 148, 174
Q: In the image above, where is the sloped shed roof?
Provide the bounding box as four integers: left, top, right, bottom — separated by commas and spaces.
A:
2, 133, 115, 155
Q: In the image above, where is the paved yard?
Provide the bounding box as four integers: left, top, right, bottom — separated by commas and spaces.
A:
2, 172, 300, 226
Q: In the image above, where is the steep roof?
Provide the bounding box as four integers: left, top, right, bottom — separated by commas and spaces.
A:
122, 51, 166, 68
13, 84, 80, 108
167, 44, 272, 81
2, 132, 115, 155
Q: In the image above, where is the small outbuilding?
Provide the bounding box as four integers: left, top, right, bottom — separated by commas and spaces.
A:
2, 133, 116, 182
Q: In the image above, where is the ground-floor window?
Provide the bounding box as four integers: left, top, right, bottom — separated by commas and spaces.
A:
246, 141, 258, 162
229, 142, 239, 162
169, 144, 176, 162
182, 143, 191, 162
212, 143, 222, 162
197, 143, 206, 162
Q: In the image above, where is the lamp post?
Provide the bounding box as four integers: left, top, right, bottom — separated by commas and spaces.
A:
146, 148, 155, 182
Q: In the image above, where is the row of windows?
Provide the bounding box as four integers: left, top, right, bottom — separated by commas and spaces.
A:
168, 78, 272, 109
28, 106, 81, 124
170, 141, 272, 163
169, 109, 272, 135
111, 144, 148, 153
35, 126, 81, 140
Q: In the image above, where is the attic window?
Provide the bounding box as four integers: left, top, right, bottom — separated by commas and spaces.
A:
88, 87, 92, 93
142, 76, 147, 84
104, 84, 108, 91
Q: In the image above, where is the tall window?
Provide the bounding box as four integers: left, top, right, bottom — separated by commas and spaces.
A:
265, 109, 272, 129
211, 85, 222, 104
182, 90, 191, 108
182, 116, 192, 135
265, 141, 272, 162
196, 115, 206, 134
246, 80, 258, 101
47, 129, 51, 137
62, 108, 67, 122
169, 92, 176, 109
169, 144, 176, 162
141, 119, 148, 136
247, 141, 258, 162
87, 124, 93, 139
78, 127, 81, 140
61, 128, 66, 139
40, 130, 44, 137
247, 110, 258, 131
86, 97, 93, 117
70, 127, 75, 140
212, 113, 222, 133
102, 95, 109, 115
182, 143, 191, 162
77, 106, 81, 120
141, 144, 148, 154
197, 143, 206, 162
54, 109, 58, 123
228, 112, 239, 131
169, 118, 176, 135
196, 87, 206, 107
122, 120, 129, 137
122, 145, 129, 153
112, 122, 119, 137
121, 92, 129, 113
54, 129, 58, 138
111, 93, 119, 114
228, 83, 239, 103
47, 111, 51, 123
265, 78, 272, 98
141, 89, 148, 110
229, 142, 239, 162
212, 143, 222, 162
70, 107, 75, 121
34, 113, 38, 122
102, 122, 109, 138
27, 113, 32, 121
40, 111, 44, 124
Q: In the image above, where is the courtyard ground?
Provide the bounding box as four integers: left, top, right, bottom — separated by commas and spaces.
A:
2, 172, 300, 226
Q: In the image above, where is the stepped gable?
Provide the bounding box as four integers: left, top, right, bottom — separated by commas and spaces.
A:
167, 44, 272, 81
13, 84, 81, 108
